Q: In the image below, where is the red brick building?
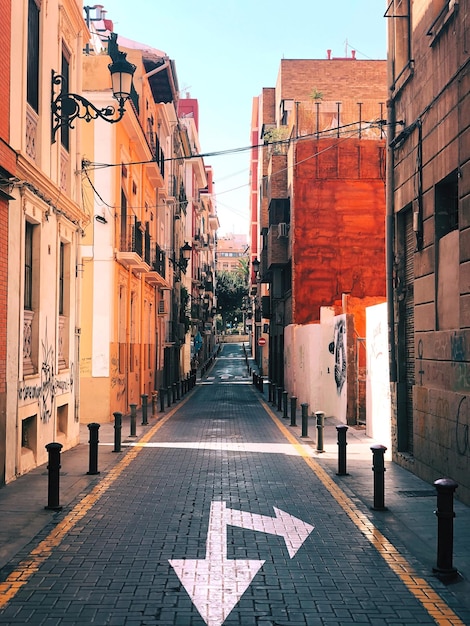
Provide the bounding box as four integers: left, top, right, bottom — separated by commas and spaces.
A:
251, 56, 387, 413
387, 0, 470, 504
0, 0, 16, 485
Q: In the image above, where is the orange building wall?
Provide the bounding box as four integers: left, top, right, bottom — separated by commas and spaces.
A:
293, 138, 386, 325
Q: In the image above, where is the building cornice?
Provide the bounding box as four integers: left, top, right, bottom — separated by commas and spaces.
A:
16, 153, 90, 229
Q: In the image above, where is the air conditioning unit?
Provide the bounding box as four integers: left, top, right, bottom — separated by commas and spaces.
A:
158, 299, 167, 315
278, 222, 289, 238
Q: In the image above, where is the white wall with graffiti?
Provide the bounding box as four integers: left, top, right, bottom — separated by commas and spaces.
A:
366, 303, 391, 452
284, 309, 348, 420
284, 304, 392, 444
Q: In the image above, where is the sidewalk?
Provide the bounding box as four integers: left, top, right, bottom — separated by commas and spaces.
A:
252, 374, 470, 612
0, 409, 155, 571
0, 365, 469, 614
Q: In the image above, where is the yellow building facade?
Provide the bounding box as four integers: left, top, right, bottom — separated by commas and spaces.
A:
6, 0, 90, 478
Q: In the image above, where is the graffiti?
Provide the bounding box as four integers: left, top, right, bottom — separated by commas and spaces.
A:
451, 332, 466, 362
456, 396, 469, 456
433, 335, 448, 360
453, 362, 470, 393
18, 376, 73, 402
18, 323, 74, 421
370, 321, 384, 361
334, 318, 346, 395
40, 327, 55, 423
110, 356, 126, 401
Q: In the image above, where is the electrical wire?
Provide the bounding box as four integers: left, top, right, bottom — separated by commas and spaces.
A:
81, 119, 386, 172
80, 118, 386, 223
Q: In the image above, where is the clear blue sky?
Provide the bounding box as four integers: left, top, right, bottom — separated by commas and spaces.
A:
107, 1, 387, 235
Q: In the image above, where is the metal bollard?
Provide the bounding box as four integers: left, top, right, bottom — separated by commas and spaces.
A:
172, 383, 177, 403
290, 396, 297, 426
177, 381, 181, 401
301, 403, 309, 437
167, 386, 172, 407
267, 381, 271, 403
129, 403, 137, 437
282, 391, 288, 419
159, 388, 165, 412
87, 423, 100, 475
252, 372, 256, 386
152, 391, 157, 417
371, 444, 387, 510
336, 425, 348, 475
141, 394, 148, 425
113, 411, 122, 452
271, 385, 277, 407
259, 377, 263, 393
433, 478, 459, 581
277, 387, 283, 411
315, 411, 325, 452
45, 442, 63, 511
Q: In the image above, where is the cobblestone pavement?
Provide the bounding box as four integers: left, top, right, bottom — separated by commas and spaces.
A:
0, 343, 469, 625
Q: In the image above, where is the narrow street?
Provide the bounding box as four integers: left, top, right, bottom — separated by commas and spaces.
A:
0, 343, 468, 626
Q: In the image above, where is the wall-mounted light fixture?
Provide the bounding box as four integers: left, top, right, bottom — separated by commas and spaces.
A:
170, 241, 192, 274
252, 257, 260, 277
51, 33, 136, 143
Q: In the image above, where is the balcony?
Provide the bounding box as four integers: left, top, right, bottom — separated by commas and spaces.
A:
267, 224, 289, 268
116, 216, 150, 273
146, 132, 165, 179
146, 244, 170, 288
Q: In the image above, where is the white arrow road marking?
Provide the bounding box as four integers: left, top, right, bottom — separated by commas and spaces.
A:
169, 501, 314, 626
227, 505, 314, 558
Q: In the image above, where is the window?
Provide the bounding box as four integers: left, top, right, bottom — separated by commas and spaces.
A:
27, 0, 40, 112
23, 221, 39, 375
58, 241, 70, 369
24, 222, 34, 310
120, 189, 127, 251
57, 404, 68, 439
435, 171, 459, 329
22, 415, 37, 450
385, 0, 412, 91
59, 242, 65, 314
435, 171, 459, 240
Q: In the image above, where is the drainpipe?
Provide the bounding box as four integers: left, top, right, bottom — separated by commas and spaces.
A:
140, 272, 145, 398
126, 267, 131, 409
386, 96, 397, 383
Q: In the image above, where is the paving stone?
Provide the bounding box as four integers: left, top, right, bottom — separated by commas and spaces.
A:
0, 343, 469, 625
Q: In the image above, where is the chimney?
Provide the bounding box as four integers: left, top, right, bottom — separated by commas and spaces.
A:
351, 50, 356, 60
326, 49, 332, 60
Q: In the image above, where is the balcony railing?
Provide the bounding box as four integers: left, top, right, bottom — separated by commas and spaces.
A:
146, 132, 165, 178
151, 243, 166, 278
116, 216, 150, 272
146, 243, 169, 288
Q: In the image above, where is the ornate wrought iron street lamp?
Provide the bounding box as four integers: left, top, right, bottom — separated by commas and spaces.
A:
51, 33, 136, 143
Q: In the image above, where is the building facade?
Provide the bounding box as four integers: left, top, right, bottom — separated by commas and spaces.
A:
216, 234, 249, 273
387, 0, 470, 503
1, 2, 219, 482
5, 0, 90, 479
0, 0, 16, 486
252, 56, 388, 422
80, 12, 218, 422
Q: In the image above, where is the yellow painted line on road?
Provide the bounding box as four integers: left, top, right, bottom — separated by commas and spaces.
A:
0, 399, 188, 609
258, 394, 465, 626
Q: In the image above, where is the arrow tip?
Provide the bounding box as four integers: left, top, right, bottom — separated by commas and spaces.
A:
273, 507, 314, 558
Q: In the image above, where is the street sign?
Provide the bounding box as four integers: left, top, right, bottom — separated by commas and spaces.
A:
258, 337, 266, 346
169, 500, 314, 626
